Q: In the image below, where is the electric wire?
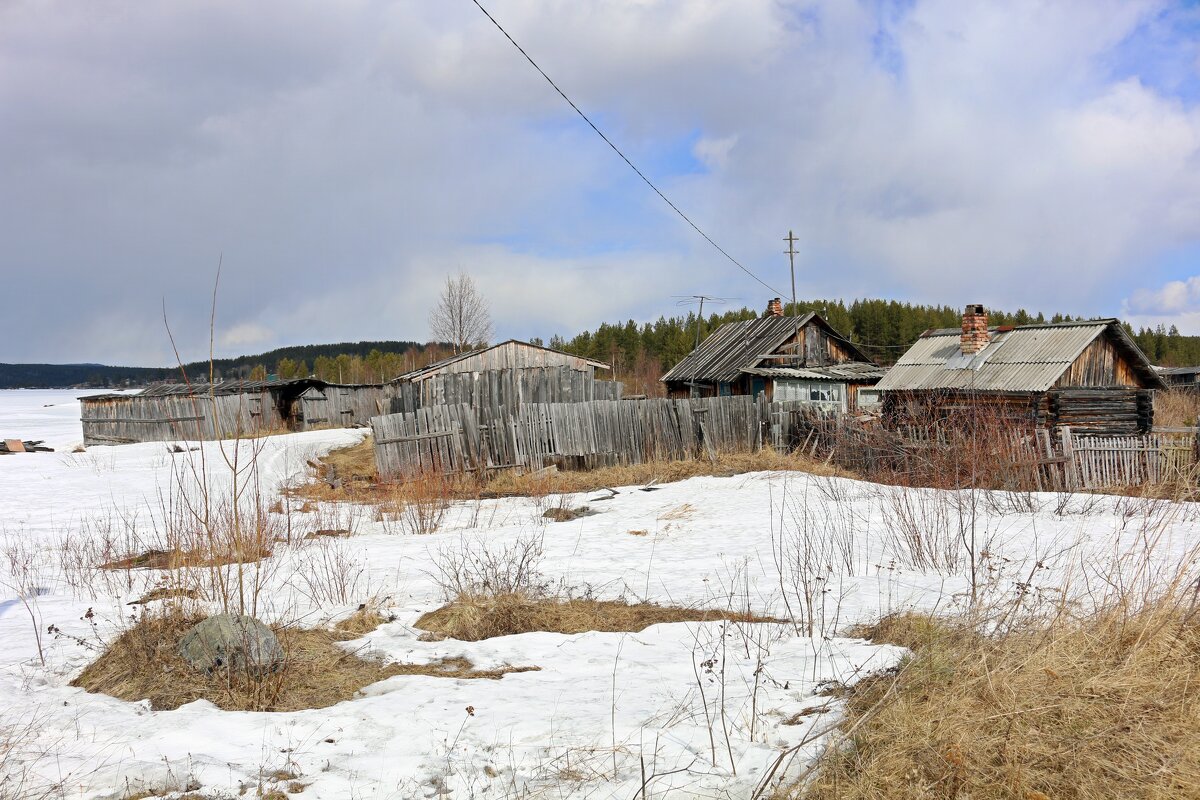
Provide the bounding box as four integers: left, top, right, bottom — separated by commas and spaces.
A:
469, 0, 786, 298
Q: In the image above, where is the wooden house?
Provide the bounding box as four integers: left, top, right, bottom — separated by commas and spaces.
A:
660, 300, 885, 412
875, 305, 1167, 435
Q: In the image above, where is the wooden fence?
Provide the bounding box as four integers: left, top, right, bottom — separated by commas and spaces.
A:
1061, 427, 1198, 489
81, 392, 282, 446
371, 395, 770, 479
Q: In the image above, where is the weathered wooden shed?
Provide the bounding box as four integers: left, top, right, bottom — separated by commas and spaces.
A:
1160, 365, 1200, 390
875, 306, 1167, 435
81, 378, 391, 445
660, 304, 884, 412
385, 340, 617, 415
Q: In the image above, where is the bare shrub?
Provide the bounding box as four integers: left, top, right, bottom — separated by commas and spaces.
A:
770, 478, 854, 638
289, 537, 367, 606
0, 534, 51, 666
431, 534, 548, 601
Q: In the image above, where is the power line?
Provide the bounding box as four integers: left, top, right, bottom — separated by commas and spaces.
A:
469, 0, 786, 298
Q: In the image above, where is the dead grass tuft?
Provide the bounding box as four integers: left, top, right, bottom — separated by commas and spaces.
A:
74, 611, 537, 712
333, 604, 395, 636
787, 603, 1200, 800
100, 543, 271, 571
416, 594, 781, 642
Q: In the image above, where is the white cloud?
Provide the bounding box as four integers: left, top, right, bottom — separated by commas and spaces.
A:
219, 322, 274, 349
1122, 275, 1200, 333
2, 0, 1200, 362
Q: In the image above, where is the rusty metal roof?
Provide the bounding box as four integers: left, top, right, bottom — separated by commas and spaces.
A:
876, 319, 1165, 392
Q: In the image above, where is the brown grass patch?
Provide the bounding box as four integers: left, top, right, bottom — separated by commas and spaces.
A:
73, 611, 538, 712
785, 605, 1200, 800
293, 437, 853, 506
333, 604, 395, 636
100, 544, 271, 571
416, 594, 782, 641
1154, 389, 1200, 429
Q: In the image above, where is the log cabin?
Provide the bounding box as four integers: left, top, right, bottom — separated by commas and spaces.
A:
660, 298, 885, 412
875, 305, 1167, 435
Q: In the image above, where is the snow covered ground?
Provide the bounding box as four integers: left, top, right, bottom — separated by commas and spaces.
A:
1, 389, 1197, 799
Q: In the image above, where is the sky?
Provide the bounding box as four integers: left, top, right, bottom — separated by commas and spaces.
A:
3, 0, 1200, 365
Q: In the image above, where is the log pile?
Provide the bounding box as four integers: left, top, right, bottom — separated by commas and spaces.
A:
1047, 388, 1152, 436
1, 439, 54, 454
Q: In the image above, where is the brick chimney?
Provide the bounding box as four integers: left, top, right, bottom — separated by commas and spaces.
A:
766, 297, 783, 317
961, 304, 990, 355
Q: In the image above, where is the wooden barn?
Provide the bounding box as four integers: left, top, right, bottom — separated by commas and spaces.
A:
875, 305, 1167, 435
660, 299, 885, 412
1160, 365, 1200, 390
80, 378, 391, 446
387, 339, 618, 414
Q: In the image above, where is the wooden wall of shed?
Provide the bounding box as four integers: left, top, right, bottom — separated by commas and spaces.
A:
293, 385, 390, 431
389, 367, 621, 416
1046, 388, 1152, 435
424, 342, 601, 376
882, 390, 1044, 429
1054, 335, 1143, 388
81, 392, 284, 445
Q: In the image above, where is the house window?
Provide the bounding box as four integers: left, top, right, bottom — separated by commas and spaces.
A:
775, 380, 845, 411
857, 388, 882, 408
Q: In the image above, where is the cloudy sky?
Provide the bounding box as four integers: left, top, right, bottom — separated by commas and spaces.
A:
3, 0, 1200, 365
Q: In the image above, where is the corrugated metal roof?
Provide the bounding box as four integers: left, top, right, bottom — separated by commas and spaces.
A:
741, 363, 887, 381
876, 320, 1164, 392
661, 315, 820, 384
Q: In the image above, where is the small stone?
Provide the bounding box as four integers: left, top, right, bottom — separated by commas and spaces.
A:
177, 613, 284, 678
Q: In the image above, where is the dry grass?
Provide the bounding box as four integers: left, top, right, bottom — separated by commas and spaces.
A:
1154, 389, 1200, 429
73, 611, 538, 712
292, 436, 853, 506
787, 603, 1200, 800
99, 544, 272, 571
416, 594, 782, 642
333, 604, 395, 636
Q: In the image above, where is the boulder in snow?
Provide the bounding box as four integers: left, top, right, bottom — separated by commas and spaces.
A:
177, 613, 283, 677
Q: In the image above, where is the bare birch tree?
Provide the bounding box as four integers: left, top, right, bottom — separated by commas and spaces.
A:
429, 272, 494, 354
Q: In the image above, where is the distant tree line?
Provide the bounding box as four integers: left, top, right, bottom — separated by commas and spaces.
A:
5, 298, 1199, 391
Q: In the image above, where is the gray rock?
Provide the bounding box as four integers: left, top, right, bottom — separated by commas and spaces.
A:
177, 613, 284, 678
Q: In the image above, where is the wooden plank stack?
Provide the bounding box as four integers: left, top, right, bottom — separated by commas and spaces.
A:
1, 439, 54, 454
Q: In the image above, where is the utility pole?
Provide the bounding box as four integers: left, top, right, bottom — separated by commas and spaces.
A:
784, 230, 800, 362
676, 294, 728, 398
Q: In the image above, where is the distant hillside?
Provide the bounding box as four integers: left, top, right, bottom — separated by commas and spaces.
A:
0, 340, 429, 388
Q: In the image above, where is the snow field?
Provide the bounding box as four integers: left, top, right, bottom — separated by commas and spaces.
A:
0, 390, 1197, 799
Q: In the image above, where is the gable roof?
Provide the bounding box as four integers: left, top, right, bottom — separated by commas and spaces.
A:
661, 314, 872, 385
392, 339, 609, 383
875, 319, 1165, 392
